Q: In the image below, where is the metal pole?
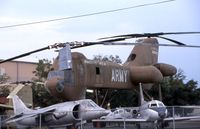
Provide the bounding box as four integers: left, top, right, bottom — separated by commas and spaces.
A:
95, 90, 99, 105
80, 112, 82, 129
158, 84, 162, 101
172, 106, 175, 129
39, 113, 42, 129
124, 120, 126, 129
123, 109, 126, 129
101, 90, 109, 107
0, 115, 1, 129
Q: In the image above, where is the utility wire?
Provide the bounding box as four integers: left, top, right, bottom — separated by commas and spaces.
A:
0, 0, 175, 29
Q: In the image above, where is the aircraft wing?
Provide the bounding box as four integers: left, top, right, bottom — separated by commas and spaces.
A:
7, 84, 24, 99
164, 116, 200, 122
0, 103, 13, 109
93, 118, 147, 123
5, 108, 56, 124
93, 116, 200, 123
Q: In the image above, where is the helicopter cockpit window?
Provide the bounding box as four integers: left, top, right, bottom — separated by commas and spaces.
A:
88, 100, 98, 108
127, 53, 136, 61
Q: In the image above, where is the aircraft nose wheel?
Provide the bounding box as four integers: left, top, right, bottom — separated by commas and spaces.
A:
156, 122, 164, 129
136, 123, 141, 129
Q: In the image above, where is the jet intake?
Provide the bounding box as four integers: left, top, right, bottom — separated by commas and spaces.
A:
154, 63, 177, 76
130, 66, 163, 83
72, 104, 80, 119
53, 104, 80, 121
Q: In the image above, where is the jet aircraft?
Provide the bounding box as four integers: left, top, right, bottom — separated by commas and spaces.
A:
4, 95, 109, 129
94, 83, 200, 129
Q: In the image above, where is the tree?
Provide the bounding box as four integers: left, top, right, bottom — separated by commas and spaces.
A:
32, 59, 51, 82
93, 55, 122, 64
32, 59, 62, 107
109, 89, 138, 108
0, 74, 10, 84
0, 73, 10, 97
0, 74, 10, 115
148, 69, 200, 106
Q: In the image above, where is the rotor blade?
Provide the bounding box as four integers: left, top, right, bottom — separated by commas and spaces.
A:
142, 32, 200, 37
158, 36, 186, 45
70, 41, 200, 48
102, 41, 200, 48
98, 34, 142, 40
158, 44, 200, 48
0, 43, 66, 64
99, 32, 200, 40
70, 42, 102, 49
0, 46, 50, 64
159, 32, 200, 35
100, 37, 127, 42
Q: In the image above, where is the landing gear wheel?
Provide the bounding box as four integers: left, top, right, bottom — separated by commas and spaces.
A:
136, 123, 141, 129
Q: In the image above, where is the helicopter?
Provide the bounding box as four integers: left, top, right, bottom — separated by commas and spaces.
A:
0, 32, 200, 101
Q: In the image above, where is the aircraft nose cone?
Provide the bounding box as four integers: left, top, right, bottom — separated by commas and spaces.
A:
157, 107, 167, 119
104, 110, 111, 116
99, 109, 111, 117
159, 112, 166, 119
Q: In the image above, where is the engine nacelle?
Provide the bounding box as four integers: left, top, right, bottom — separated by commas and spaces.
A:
130, 66, 163, 83
53, 104, 80, 121
132, 109, 139, 118
154, 63, 177, 76
18, 116, 38, 126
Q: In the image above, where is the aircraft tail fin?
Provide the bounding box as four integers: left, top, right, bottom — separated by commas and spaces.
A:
124, 38, 159, 66
12, 95, 32, 115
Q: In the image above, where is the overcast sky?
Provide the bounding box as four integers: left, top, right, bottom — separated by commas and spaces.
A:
0, 0, 200, 84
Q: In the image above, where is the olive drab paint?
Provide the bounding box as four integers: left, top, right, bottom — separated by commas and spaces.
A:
45, 38, 177, 101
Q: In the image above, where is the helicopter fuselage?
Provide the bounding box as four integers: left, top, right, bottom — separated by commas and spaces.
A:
45, 38, 177, 101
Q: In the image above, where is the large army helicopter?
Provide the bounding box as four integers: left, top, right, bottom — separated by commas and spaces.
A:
0, 32, 200, 101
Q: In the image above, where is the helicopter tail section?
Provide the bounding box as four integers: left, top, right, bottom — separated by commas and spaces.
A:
125, 38, 177, 85
124, 38, 163, 85
124, 38, 159, 66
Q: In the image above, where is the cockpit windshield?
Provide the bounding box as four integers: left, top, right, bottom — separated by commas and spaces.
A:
149, 101, 165, 108
150, 103, 157, 108
158, 102, 164, 107
86, 100, 98, 108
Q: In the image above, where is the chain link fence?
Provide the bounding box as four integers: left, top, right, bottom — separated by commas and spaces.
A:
1, 106, 200, 129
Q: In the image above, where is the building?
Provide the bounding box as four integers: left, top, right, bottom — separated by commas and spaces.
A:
0, 60, 38, 115
0, 60, 37, 83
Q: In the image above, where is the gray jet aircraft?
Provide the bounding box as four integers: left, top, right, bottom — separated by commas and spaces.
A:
95, 83, 200, 129
4, 95, 109, 129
